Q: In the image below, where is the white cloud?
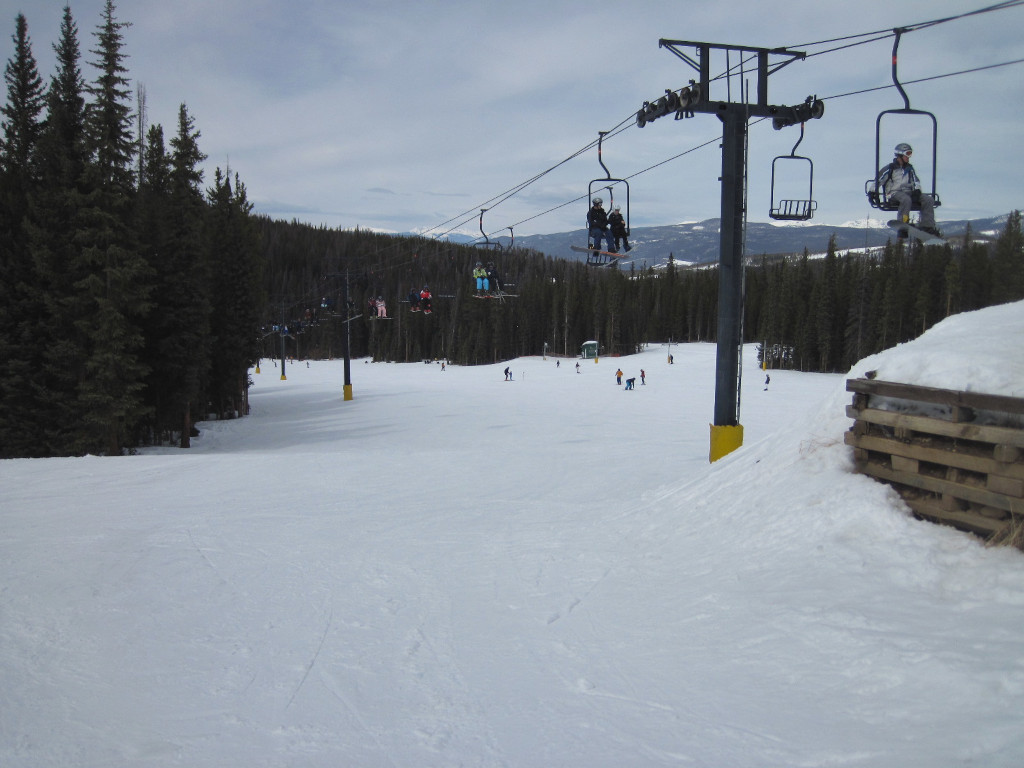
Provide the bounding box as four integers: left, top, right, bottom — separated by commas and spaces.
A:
4, 0, 1022, 235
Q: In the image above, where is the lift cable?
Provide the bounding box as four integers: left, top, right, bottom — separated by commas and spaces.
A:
333, 1, 1024, 274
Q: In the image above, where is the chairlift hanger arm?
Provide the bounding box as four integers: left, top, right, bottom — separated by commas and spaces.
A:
790, 121, 806, 155
890, 28, 912, 110
476, 208, 502, 250
478, 208, 493, 246
597, 131, 612, 180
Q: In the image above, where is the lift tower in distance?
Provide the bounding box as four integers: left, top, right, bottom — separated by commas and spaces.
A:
637, 39, 824, 462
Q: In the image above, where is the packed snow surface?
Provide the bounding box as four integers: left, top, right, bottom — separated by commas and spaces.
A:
4, 301, 1024, 767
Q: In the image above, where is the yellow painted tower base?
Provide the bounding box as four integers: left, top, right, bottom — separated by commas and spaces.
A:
343, 384, 353, 401
709, 423, 744, 463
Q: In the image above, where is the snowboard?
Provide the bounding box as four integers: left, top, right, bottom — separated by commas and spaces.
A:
887, 220, 945, 246
570, 245, 628, 258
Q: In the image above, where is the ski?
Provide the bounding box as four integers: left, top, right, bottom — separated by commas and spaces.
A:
472, 292, 518, 300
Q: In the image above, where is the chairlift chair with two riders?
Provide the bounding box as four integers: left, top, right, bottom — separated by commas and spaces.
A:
865, 28, 941, 235
471, 209, 518, 301
571, 132, 630, 267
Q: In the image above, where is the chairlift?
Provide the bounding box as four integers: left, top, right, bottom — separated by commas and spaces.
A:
865, 28, 941, 212
769, 122, 817, 221
582, 131, 630, 267
475, 208, 502, 251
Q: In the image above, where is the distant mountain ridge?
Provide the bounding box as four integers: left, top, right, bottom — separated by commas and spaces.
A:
514, 214, 1012, 268
428, 213, 1013, 268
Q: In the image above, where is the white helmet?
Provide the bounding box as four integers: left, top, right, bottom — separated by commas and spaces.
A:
614, 205, 621, 211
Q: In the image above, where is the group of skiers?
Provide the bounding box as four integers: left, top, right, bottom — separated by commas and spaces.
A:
472, 261, 503, 296
586, 197, 630, 254
614, 367, 645, 390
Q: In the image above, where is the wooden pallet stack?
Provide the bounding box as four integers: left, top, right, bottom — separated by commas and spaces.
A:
844, 377, 1024, 544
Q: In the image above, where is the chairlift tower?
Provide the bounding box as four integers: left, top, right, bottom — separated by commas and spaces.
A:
639, 39, 823, 461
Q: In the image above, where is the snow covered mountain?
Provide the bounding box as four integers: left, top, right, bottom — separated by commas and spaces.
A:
513, 213, 1012, 267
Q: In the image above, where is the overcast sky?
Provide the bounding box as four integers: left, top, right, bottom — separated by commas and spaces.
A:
4, 0, 1023, 238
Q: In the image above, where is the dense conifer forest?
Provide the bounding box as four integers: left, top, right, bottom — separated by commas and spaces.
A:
2, 3, 1021, 457
257, 212, 1024, 377
0, 3, 260, 457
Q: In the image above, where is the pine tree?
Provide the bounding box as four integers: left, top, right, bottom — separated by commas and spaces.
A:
135, 122, 171, 443
0, 13, 45, 193
0, 13, 47, 456
206, 169, 262, 419
23, 5, 90, 455
136, 104, 209, 447
75, 0, 152, 454
990, 211, 1023, 305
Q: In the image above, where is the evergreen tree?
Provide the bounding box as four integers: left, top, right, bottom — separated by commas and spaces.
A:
842, 258, 873, 369
135, 122, 171, 443
0, 13, 45, 194
75, 0, 152, 454
990, 210, 1023, 305
0, 13, 47, 456
23, 5, 90, 456
206, 169, 262, 420
153, 103, 210, 447
814, 236, 838, 370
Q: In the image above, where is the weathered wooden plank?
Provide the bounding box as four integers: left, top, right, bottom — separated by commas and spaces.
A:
847, 378, 1024, 416
846, 406, 1024, 448
859, 458, 1019, 513
892, 454, 919, 473
902, 497, 1008, 536
994, 444, 1022, 463
844, 431, 1024, 480
988, 474, 1024, 497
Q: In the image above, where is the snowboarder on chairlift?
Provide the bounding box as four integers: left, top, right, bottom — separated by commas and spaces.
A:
408, 287, 421, 312
486, 262, 503, 294
586, 197, 616, 253
609, 205, 630, 252
420, 285, 433, 314
875, 142, 940, 239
